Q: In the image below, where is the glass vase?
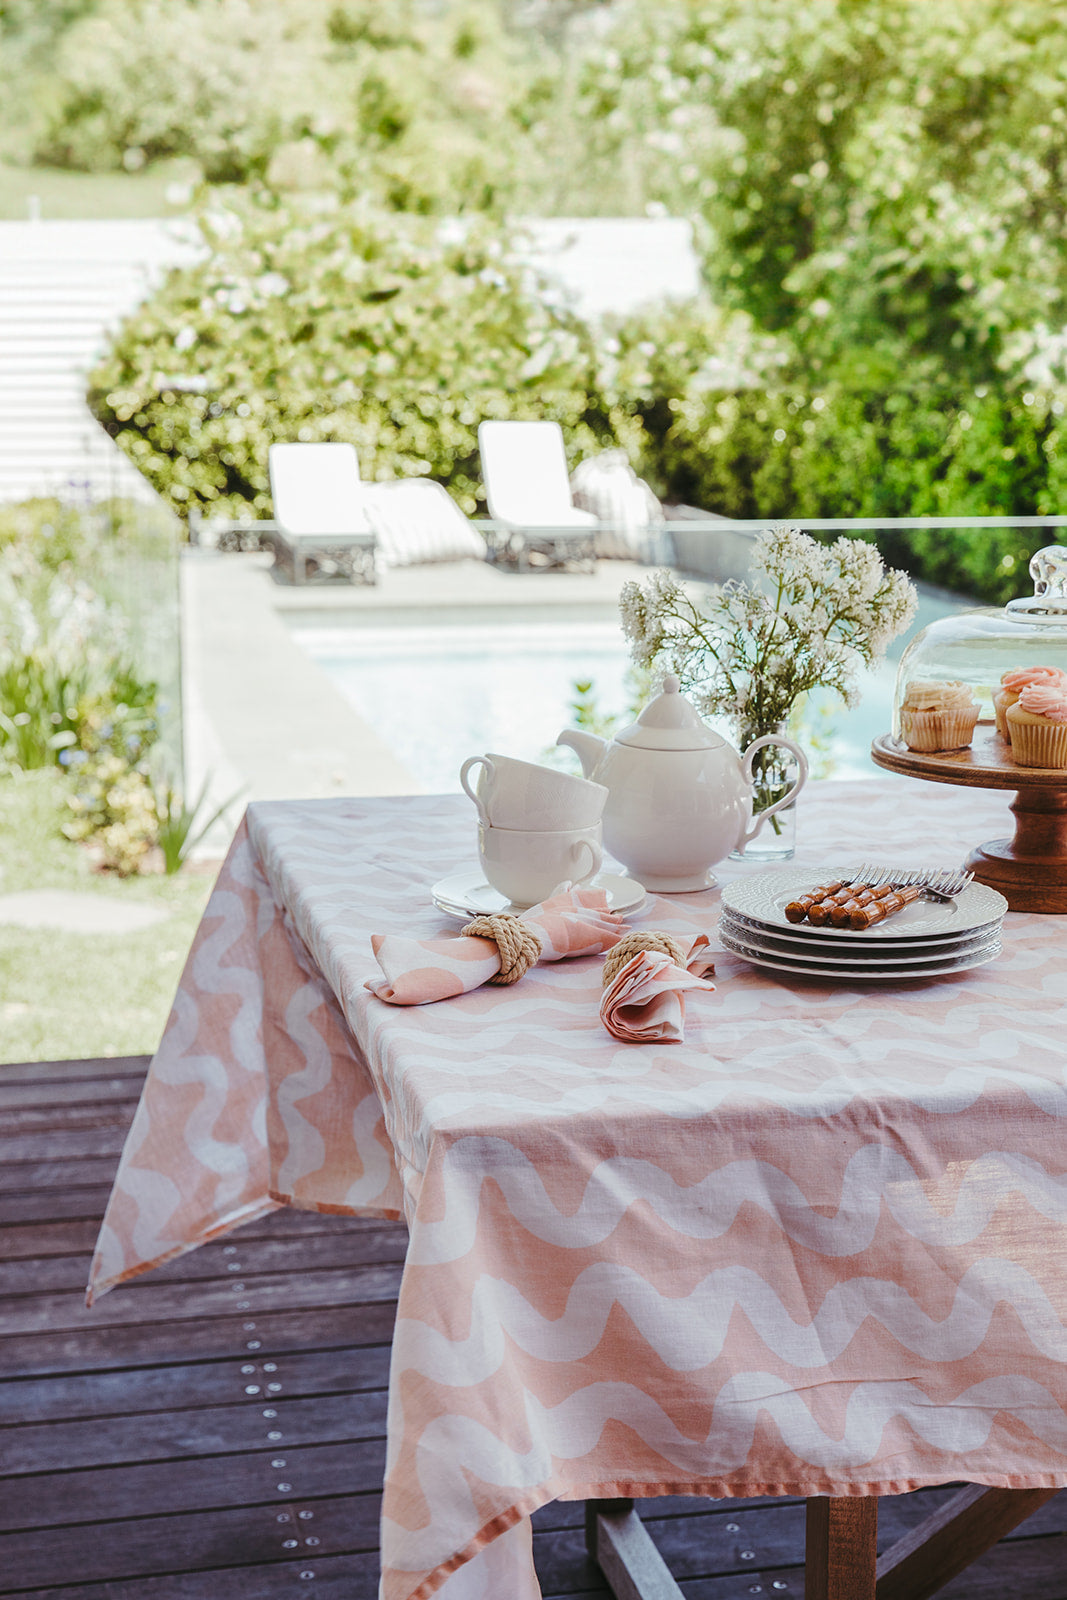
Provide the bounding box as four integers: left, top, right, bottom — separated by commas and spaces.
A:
730, 727, 801, 862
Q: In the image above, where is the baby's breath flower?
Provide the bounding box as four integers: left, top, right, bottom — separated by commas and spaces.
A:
617, 527, 917, 747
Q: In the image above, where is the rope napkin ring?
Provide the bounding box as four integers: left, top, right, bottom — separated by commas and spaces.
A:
602, 930, 686, 987
460, 914, 544, 985
366, 885, 624, 1006
600, 930, 716, 1043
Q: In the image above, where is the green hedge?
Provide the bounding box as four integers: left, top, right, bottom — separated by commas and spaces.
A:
88, 199, 624, 519
635, 380, 1067, 606
89, 206, 1067, 607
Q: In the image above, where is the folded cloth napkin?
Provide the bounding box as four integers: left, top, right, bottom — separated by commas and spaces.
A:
367, 884, 626, 1005
600, 933, 716, 1044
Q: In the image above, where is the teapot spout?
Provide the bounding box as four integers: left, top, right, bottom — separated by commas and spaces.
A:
556, 728, 606, 779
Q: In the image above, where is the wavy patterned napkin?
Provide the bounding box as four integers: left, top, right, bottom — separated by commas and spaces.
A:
367, 885, 626, 1005
600, 935, 716, 1043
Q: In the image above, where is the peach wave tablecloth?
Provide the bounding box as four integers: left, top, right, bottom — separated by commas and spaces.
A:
88, 781, 1067, 1600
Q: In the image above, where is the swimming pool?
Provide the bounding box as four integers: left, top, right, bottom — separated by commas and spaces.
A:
289, 587, 968, 794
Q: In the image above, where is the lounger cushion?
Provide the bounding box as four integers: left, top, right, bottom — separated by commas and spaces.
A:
570, 449, 665, 560
364, 480, 485, 567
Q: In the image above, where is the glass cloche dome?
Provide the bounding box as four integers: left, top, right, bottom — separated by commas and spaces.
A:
892, 545, 1067, 742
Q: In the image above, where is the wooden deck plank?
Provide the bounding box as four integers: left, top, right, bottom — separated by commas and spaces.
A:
680, 1533, 1067, 1600
0, 1099, 141, 1132
0, 1261, 406, 1335
0, 1165, 122, 1199
0, 1125, 135, 1160
0, 1221, 409, 1291
0, 1494, 379, 1587
1, 1057, 1067, 1600
17, 1555, 382, 1600
0, 1345, 392, 1423
0, 1392, 390, 1475
0, 1301, 399, 1378
0, 1055, 149, 1084
0, 1078, 143, 1112
0, 1188, 396, 1225
0, 1441, 388, 1533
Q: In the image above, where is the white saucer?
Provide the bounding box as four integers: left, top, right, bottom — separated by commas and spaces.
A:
431, 869, 647, 921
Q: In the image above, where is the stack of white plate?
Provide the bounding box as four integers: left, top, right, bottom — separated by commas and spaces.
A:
719, 869, 1008, 981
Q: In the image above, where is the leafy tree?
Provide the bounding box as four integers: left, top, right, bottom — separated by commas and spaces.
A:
14, 0, 534, 209
30, 0, 336, 180
563, 0, 1067, 389
323, 1, 533, 215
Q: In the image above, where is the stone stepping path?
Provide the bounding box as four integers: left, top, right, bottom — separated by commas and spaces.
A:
0, 890, 168, 934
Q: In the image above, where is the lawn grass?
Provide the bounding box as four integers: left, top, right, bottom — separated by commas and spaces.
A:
0, 769, 219, 1064
0, 160, 196, 221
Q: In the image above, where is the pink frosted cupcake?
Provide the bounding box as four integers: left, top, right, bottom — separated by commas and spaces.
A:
1006, 683, 1067, 767
899, 679, 980, 752
994, 665, 1067, 738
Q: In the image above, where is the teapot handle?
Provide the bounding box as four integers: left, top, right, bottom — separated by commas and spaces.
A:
739, 735, 809, 846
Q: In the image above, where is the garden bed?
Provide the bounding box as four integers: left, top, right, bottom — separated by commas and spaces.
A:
0, 771, 215, 1063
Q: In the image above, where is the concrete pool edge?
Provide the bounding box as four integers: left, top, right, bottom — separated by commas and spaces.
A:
181, 549, 972, 858
181, 551, 426, 856
180, 552, 653, 854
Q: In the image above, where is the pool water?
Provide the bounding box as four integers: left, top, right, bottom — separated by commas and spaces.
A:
290, 588, 968, 794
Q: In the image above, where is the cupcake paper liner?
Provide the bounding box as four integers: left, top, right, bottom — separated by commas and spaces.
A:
993, 689, 1014, 739
901, 705, 979, 753
1007, 714, 1067, 769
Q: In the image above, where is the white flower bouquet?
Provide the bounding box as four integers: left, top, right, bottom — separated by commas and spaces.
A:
619, 526, 918, 844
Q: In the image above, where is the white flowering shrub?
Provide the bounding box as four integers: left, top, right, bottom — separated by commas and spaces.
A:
88, 198, 617, 518
62, 754, 159, 876
620, 526, 917, 743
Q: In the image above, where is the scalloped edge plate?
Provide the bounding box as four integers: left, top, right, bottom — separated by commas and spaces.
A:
718, 909, 1003, 958
719, 926, 1002, 981
718, 913, 1001, 966
721, 868, 1007, 942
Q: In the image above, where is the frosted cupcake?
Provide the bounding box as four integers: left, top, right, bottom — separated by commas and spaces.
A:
899, 679, 980, 753
994, 665, 1067, 738
1006, 683, 1067, 767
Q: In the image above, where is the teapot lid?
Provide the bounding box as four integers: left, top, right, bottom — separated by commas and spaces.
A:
616, 674, 725, 751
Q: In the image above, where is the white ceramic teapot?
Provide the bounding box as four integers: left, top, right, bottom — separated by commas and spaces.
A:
557, 675, 808, 891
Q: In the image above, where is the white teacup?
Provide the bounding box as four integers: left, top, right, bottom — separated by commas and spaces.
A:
478, 822, 603, 909
460, 753, 607, 831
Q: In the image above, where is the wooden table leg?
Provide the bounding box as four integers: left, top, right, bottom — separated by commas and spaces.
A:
806, 1497, 878, 1600
875, 1484, 1060, 1600
585, 1499, 685, 1599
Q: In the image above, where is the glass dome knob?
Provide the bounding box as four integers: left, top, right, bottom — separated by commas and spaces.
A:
1006, 545, 1067, 621
1031, 546, 1067, 598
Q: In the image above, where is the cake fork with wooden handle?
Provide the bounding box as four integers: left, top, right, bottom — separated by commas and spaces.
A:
848, 886, 923, 929
783, 880, 850, 923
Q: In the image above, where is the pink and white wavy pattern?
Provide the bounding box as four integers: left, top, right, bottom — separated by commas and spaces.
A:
88, 784, 1067, 1600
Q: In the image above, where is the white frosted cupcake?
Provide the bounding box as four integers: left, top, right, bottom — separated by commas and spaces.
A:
994, 666, 1067, 738
1006, 683, 1067, 767
899, 680, 980, 753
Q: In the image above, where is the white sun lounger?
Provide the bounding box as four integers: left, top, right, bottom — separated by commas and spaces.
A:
267, 441, 377, 585
478, 420, 598, 572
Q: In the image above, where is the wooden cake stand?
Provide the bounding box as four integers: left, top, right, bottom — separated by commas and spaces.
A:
871, 726, 1067, 913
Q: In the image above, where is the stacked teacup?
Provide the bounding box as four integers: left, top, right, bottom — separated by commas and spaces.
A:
460, 753, 609, 908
